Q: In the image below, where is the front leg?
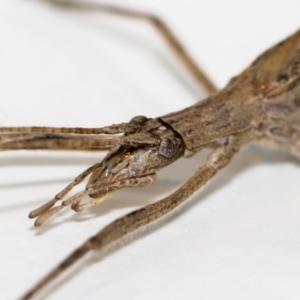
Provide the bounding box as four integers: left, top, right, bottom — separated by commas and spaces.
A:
20, 132, 247, 300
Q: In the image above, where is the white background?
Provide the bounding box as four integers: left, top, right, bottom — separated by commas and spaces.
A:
1, 1, 300, 299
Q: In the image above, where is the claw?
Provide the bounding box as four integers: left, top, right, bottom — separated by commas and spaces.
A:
71, 192, 112, 212
29, 199, 56, 219
34, 206, 64, 227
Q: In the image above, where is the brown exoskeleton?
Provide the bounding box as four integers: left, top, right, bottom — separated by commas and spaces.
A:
1, 1, 300, 299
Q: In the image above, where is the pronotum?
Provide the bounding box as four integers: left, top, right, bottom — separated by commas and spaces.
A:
1, 1, 300, 299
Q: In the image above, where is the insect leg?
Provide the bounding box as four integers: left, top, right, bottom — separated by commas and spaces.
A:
0, 121, 156, 150
34, 190, 88, 226
29, 162, 102, 221
70, 191, 112, 212
20, 139, 239, 300
48, 0, 217, 95
0, 124, 157, 150
0, 122, 140, 134
0, 134, 117, 151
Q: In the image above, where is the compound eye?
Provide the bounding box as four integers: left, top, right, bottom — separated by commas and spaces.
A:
158, 137, 179, 158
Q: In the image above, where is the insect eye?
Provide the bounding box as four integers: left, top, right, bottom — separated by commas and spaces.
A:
158, 137, 179, 158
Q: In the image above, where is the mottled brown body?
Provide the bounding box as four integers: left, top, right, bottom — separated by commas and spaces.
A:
0, 1, 299, 299
162, 29, 300, 153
